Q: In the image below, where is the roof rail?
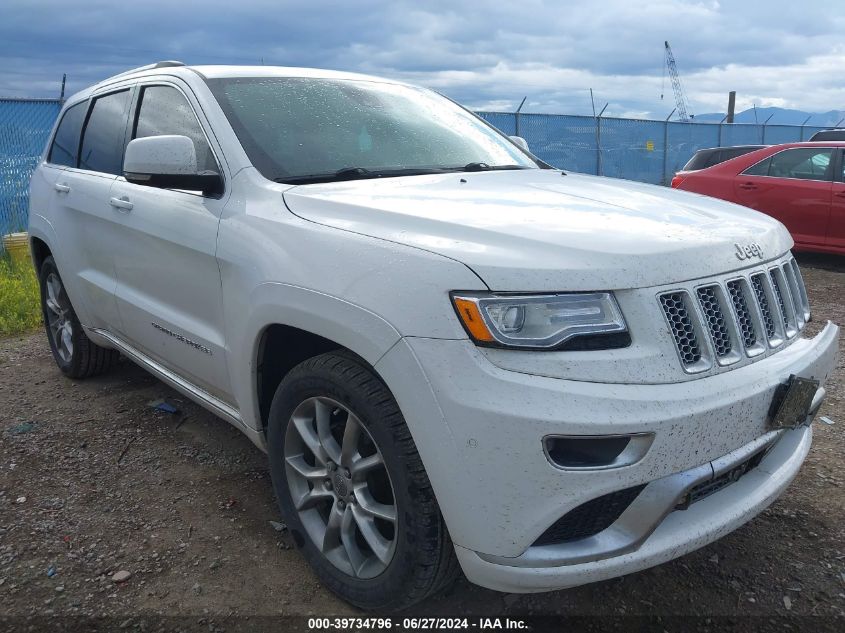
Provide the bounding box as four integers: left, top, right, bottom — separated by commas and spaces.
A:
105, 60, 186, 82
153, 60, 186, 69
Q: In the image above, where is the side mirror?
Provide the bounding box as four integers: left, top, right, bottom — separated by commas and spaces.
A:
509, 135, 530, 152
124, 135, 222, 195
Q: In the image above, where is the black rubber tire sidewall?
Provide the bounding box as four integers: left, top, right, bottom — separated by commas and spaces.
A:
266, 352, 449, 611
39, 256, 83, 376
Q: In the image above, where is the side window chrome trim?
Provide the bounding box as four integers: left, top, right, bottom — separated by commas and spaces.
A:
45, 99, 90, 167
77, 87, 134, 177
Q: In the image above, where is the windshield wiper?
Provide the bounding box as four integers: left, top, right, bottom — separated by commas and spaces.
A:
275, 166, 450, 185
459, 162, 532, 172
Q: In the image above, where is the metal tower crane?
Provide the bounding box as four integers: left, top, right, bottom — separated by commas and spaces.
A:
662, 40, 693, 121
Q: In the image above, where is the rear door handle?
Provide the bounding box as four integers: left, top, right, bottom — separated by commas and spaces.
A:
835, 191, 845, 198
54, 183, 70, 193
109, 196, 133, 211
738, 182, 758, 190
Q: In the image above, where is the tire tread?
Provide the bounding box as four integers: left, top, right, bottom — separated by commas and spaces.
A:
39, 256, 119, 379
268, 350, 459, 611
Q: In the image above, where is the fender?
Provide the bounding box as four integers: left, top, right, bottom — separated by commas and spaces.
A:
28, 212, 97, 329
229, 281, 403, 437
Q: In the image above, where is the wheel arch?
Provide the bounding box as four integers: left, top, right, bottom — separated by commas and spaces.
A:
29, 235, 52, 273
245, 282, 403, 436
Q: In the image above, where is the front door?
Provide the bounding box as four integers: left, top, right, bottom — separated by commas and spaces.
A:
109, 81, 232, 401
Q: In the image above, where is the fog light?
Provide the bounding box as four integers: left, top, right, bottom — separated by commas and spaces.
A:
544, 433, 654, 470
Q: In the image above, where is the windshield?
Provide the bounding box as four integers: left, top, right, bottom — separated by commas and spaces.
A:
206, 77, 538, 183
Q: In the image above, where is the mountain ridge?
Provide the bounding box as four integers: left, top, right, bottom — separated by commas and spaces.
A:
693, 107, 845, 126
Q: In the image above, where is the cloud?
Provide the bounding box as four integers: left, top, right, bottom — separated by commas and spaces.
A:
1, 0, 843, 119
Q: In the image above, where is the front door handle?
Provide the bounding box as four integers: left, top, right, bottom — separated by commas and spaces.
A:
738, 182, 758, 191
54, 183, 70, 193
109, 196, 133, 211
835, 191, 845, 198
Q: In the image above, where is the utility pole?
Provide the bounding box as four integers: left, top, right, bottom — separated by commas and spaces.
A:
726, 91, 736, 124
60, 73, 66, 102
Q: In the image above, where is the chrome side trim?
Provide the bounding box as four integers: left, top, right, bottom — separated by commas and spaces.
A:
88, 327, 243, 428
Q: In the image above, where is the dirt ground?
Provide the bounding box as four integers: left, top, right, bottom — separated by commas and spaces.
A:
1, 253, 844, 630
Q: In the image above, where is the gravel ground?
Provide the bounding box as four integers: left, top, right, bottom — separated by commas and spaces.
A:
0, 253, 843, 631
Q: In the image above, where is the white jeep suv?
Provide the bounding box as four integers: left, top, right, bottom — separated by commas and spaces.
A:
28, 61, 838, 610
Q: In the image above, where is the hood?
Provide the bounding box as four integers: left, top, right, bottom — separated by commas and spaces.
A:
282, 169, 792, 291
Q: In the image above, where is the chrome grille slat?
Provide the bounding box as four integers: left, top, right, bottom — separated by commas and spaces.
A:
726, 280, 757, 348
750, 273, 776, 341
788, 259, 811, 320
782, 264, 805, 329
660, 256, 809, 373
659, 292, 702, 367
696, 286, 732, 358
769, 268, 796, 337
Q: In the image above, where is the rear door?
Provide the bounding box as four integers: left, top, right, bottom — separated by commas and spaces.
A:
108, 79, 232, 401
733, 147, 833, 247
828, 149, 845, 250
47, 87, 134, 329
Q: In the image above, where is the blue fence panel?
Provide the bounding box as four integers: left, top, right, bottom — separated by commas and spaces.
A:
762, 125, 799, 145
0, 98, 61, 238
600, 117, 665, 184
719, 123, 764, 147
476, 111, 516, 136
528, 114, 598, 173
666, 122, 720, 182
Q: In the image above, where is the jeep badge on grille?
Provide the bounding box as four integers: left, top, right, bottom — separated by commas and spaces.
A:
735, 242, 764, 260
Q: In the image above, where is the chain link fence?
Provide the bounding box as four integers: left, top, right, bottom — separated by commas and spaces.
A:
0, 98, 61, 239
0, 97, 835, 249
477, 111, 831, 185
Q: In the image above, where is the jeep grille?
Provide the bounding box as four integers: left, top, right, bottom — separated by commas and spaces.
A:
659, 256, 810, 373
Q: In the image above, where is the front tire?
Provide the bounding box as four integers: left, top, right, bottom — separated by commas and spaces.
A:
39, 256, 118, 378
266, 351, 459, 611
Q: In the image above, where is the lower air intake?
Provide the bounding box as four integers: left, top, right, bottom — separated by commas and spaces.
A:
533, 484, 646, 546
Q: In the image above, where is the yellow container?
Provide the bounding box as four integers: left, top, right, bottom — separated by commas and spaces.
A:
2, 232, 31, 267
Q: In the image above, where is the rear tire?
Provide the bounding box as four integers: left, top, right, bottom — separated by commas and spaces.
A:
266, 350, 459, 611
39, 256, 119, 378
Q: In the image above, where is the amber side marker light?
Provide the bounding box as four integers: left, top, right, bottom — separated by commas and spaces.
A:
453, 297, 495, 342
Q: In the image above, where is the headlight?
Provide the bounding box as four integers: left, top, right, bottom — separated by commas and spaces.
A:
451, 292, 628, 350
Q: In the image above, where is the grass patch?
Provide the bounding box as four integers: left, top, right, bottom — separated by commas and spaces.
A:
0, 255, 41, 337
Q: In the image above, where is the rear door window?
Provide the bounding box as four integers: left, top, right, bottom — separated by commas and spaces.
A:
48, 101, 87, 167
742, 157, 772, 176
742, 148, 833, 181
133, 85, 218, 173
702, 150, 723, 168
79, 89, 132, 175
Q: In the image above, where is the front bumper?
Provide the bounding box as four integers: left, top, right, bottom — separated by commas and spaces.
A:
375, 321, 838, 592
455, 424, 812, 592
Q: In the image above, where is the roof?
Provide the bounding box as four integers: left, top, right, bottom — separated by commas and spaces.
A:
59, 62, 409, 106
188, 65, 401, 83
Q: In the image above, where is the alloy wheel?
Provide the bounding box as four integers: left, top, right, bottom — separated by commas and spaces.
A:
44, 272, 73, 363
284, 396, 397, 579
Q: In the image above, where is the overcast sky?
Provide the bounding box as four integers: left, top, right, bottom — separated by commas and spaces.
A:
1, 0, 843, 119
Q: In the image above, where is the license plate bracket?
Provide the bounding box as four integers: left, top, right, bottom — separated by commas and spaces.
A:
768, 374, 819, 430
